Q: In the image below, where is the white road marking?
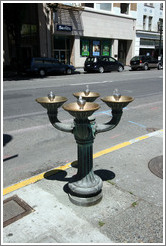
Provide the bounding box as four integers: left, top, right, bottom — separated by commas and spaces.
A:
70, 81, 113, 86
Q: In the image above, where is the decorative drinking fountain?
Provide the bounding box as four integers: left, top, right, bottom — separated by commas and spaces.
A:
36, 88, 134, 206
73, 85, 100, 102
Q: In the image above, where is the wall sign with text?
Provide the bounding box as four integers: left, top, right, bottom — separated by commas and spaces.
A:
57, 25, 72, 32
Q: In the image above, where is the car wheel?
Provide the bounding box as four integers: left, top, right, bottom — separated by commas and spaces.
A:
143, 64, 148, 71
158, 63, 162, 70
131, 67, 137, 71
99, 66, 104, 73
66, 68, 72, 75
118, 65, 124, 72
39, 69, 46, 77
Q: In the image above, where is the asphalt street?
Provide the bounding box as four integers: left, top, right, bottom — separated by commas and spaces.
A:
3, 69, 163, 187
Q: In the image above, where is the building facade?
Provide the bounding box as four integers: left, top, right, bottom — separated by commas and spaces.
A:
134, 2, 163, 58
3, 2, 137, 68
51, 2, 137, 66
3, 2, 164, 70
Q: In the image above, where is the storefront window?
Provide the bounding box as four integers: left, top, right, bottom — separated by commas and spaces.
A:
102, 41, 110, 56
93, 41, 100, 56
80, 39, 112, 57
81, 40, 90, 56
140, 38, 162, 46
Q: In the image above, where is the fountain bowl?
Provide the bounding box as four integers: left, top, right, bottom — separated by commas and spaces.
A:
36, 96, 68, 111
101, 96, 134, 111
63, 102, 100, 119
73, 92, 100, 102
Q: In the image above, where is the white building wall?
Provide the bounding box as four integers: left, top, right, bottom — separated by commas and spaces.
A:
134, 2, 163, 57
112, 39, 118, 58
136, 3, 163, 32
73, 8, 136, 66
82, 10, 135, 40
72, 36, 87, 67
135, 37, 140, 55
113, 7, 120, 15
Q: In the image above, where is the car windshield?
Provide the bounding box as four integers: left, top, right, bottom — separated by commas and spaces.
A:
86, 57, 97, 62
131, 56, 142, 61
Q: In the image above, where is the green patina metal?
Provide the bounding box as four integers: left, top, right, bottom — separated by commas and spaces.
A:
36, 93, 134, 206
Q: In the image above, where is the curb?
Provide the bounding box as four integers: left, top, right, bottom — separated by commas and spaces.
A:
3, 129, 163, 196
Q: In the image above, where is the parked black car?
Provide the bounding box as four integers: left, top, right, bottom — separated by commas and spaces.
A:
20, 57, 76, 76
130, 55, 162, 71
84, 56, 124, 73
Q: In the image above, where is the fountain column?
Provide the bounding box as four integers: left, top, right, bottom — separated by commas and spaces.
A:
68, 118, 103, 206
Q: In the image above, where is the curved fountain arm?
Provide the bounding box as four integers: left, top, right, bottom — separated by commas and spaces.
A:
47, 110, 74, 133
96, 110, 123, 134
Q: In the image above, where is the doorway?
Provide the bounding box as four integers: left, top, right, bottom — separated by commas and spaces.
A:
54, 50, 70, 64
118, 40, 127, 65
53, 36, 71, 64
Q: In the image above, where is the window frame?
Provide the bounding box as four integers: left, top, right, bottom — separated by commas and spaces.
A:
81, 39, 90, 57
80, 39, 112, 57
84, 3, 94, 8
143, 15, 147, 30
120, 3, 130, 15
144, 3, 154, 7
148, 16, 153, 31
95, 3, 112, 12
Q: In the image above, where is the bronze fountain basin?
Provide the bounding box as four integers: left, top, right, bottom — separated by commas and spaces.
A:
36, 96, 68, 111
62, 102, 100, 119
101, 95, 134, 111
73, 92, 100, 102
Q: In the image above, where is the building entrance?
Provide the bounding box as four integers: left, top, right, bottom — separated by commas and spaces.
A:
54, 50, 70, 64
118, 40, 127, 65
54, 36, 71, 64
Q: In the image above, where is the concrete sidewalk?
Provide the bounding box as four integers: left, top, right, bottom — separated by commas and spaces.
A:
3, 130, 163, 244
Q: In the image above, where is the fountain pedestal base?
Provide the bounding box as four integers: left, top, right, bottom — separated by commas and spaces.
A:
68, 191, 102, 206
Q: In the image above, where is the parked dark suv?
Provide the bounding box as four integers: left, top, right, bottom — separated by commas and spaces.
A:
130, 55, 162, 71
84, 56, 124, 73
21, 57, 75, 76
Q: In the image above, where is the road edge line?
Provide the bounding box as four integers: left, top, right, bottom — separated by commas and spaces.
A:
3, 129, 163, 195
